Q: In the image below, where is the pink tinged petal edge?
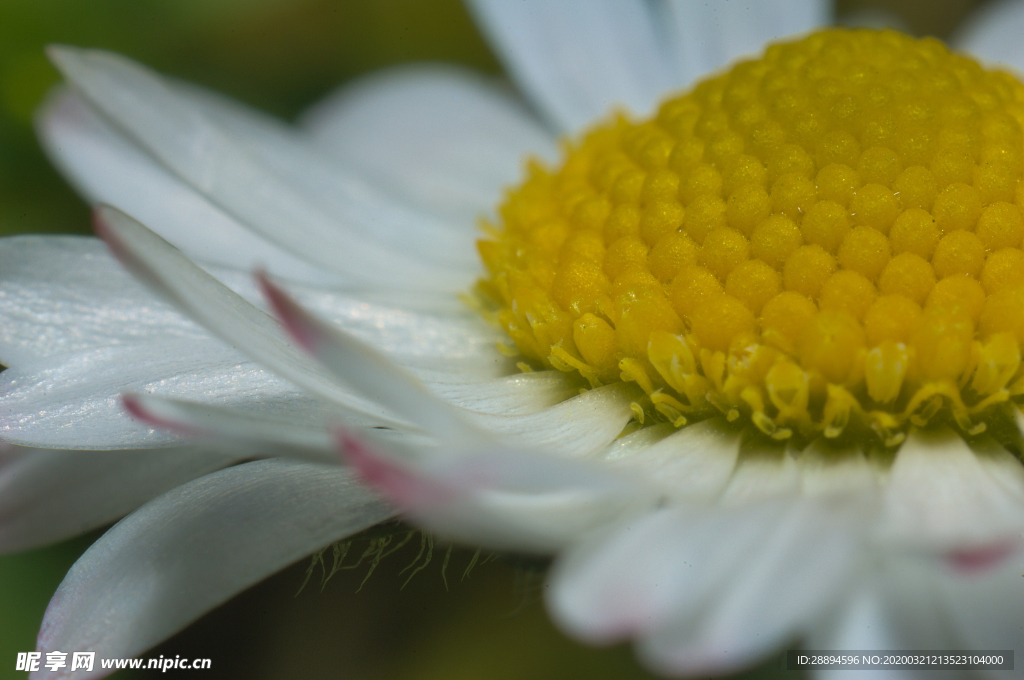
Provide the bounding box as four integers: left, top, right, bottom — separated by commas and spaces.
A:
256, 269, 325, 354
257, 270, 479, 442
335, 427, 658, 554
931, 544, 1024, 658
120, 392, 352, 459
122, 394, 204, 438
261, 278, 632, 465
33, 459, 394, 680
337, 429, 459, 511
945, 541, 1018, 575
0, 236, 355, 451
91, 205, 405, 429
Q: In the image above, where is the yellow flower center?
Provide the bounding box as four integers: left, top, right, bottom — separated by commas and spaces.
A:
477, 28, 1024, 446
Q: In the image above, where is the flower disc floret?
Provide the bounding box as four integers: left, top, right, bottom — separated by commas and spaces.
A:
478, 28, 1024, 444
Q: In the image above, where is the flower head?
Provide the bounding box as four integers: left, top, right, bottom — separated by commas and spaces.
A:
481, 27, 1024, 449
5, 2, 1024, 679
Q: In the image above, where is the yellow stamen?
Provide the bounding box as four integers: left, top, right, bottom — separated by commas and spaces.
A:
477, 28, 1024, 441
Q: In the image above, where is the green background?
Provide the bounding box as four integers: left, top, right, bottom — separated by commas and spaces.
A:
0, 1, 990, 678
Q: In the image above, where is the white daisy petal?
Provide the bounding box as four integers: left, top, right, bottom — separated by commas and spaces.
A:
93, 207, 404, 428
185, 263, 515, 381
0, 342, 337, 450
660, 0, 830, 84
467, 0, 676, 132
175, 79, 479, 267
551, 498, 869, 676
636, 499, 869, 676
598, 418, 742, 501
0, 236, 501, 376
879, 428, 1024, 549
474, 383, 636, 457
0, 236, 206, 369
265, 272, 633, 455
807, 582, 889, 653
975, 428, 1024, 501
258, 272, 480, 440
799, 439, 878, 497
47, 46, 471, 291
337, 429, 654, 553
808, 581, 951, 680
34, 459, 393, 679
256, 294, 513, 381
426, 371, 576, 416
867, 554, 967, 653
121, 393, 335, 456
120, 392, 440, 460
952, 0, 1024, 74
301, 64, 558, 224
0, 445, 237, 553
0, 236, 389, 449
37, 89, 345, 286
720, 438, 801, 504
597, 422, 676, 460
932, 545, 1024, 667
549, 507, 746, 646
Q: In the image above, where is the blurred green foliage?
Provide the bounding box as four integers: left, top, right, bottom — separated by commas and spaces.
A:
0, 0, 499, 238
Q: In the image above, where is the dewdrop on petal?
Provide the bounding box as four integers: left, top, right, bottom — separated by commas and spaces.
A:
477, 28, 1024, 444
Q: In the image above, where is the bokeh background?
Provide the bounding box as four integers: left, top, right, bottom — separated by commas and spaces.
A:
0, 0, 994, 678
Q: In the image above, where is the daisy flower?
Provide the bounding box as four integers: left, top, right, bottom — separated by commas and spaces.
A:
5, 1, 1024, 678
